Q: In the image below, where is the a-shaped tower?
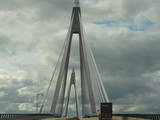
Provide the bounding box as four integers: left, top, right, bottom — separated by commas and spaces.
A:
41, 0, 109, 117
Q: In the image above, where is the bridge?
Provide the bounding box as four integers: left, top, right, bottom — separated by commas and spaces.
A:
0, 113, 160, 120
39, 0, 109, 117
0, 0, 160, 120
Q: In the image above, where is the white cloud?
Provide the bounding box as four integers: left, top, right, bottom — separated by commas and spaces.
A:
18, 103, 33, 111
0, 0, 160, 114
0, 91, 7, 98
18, 87, 35, 97
127, 105, 147, 112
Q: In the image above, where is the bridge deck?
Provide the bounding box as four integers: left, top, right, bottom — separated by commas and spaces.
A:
43, 117, 149, 120
1, 114, 159, 120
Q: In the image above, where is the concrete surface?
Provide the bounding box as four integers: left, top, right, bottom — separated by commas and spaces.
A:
42, 117, 149, 120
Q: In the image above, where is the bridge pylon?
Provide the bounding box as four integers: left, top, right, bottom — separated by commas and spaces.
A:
40, 0, 109, 117
65, 68, 79, 117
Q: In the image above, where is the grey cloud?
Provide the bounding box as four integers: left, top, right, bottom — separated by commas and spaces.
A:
69, 18, 160, 113
0, 0, 160, 114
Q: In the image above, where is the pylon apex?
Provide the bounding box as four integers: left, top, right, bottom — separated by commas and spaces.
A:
74, 0, 80, 7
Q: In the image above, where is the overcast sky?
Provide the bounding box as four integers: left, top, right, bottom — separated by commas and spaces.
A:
0, 0, 160, 114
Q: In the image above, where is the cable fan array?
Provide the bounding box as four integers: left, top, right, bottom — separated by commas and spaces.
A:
40, 0, 109, 117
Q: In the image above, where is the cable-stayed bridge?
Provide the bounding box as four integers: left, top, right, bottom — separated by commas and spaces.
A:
0, 0, 160, 120
40, 0, 109, 117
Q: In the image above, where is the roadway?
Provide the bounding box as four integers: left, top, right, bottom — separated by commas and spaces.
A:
43, 117, 149, 120
1, 114, 160, 120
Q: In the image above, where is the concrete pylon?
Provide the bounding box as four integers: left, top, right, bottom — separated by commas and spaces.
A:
48, 0, 109, 117
65, 68, 79, 117
50, 0, 96, 116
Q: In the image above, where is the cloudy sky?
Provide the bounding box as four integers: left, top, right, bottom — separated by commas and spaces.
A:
0, 0, 160, 114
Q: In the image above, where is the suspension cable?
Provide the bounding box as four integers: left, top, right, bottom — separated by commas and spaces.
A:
40, 38, 67, 113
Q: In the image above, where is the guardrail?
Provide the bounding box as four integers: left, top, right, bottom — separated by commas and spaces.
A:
114, 114, 160, 120
0, 113, 59, 120
0, 113, 160, 120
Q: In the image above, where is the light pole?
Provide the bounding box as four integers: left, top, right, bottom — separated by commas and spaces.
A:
36, 93, 44, 113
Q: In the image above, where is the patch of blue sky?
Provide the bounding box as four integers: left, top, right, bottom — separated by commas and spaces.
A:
91, 17, 155, 32
127, 25, 145, 31
64, 26, 69, 30
128, 17, 155, 31
92, 20, 121, 27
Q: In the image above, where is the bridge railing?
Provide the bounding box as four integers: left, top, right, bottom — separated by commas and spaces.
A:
113, 114, 160, 120
0, 113, 58, 120
0, 113, 160, 120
